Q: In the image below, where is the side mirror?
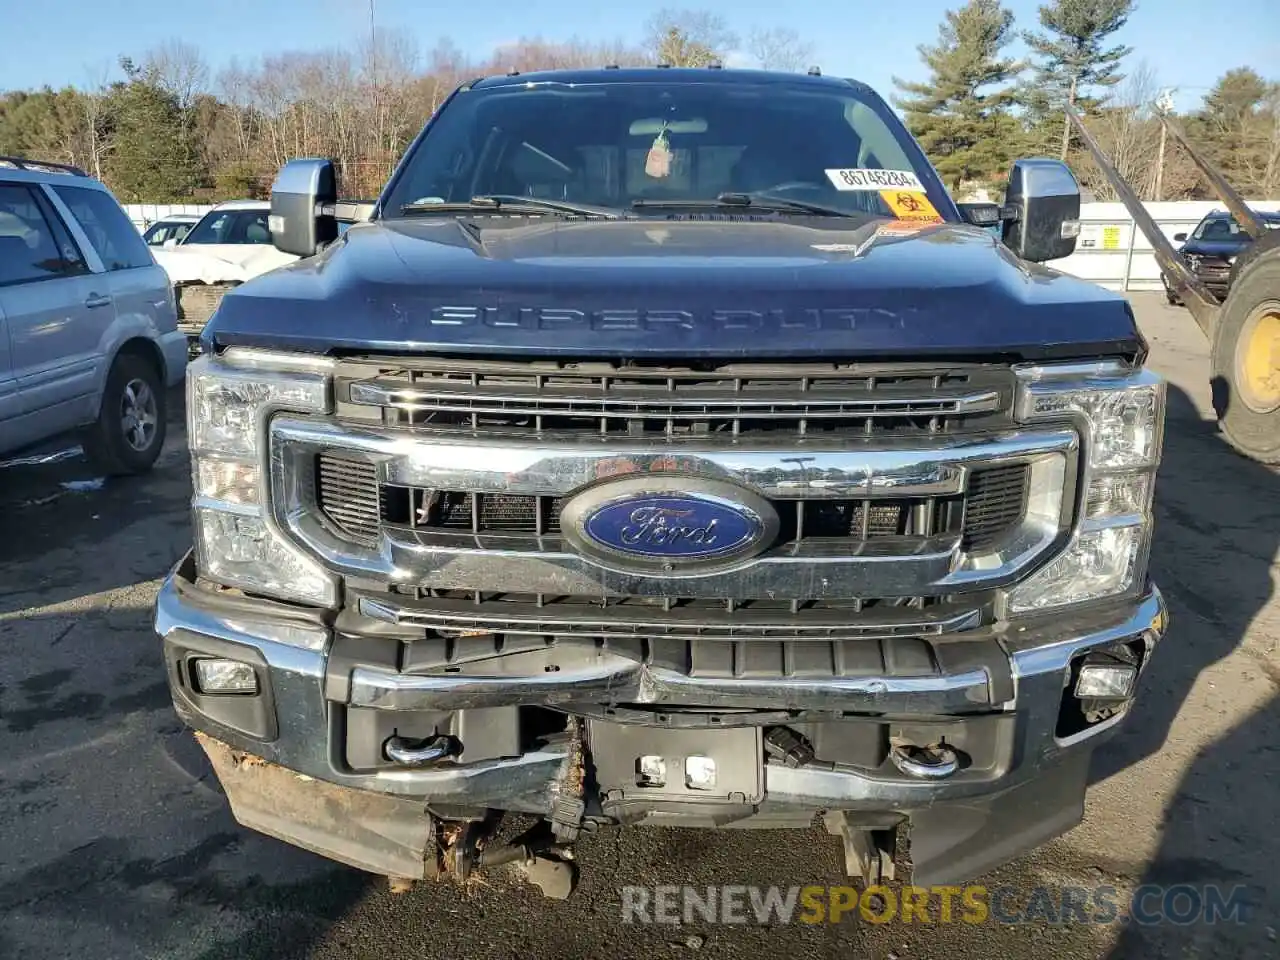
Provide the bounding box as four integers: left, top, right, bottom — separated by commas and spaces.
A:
1173, 232, 1187, 242
269, 158, 337, 257
1002, 158, 1081, 263
162, 237, 179, 249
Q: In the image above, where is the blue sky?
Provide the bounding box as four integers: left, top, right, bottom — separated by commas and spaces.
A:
3, 0, 1277, 112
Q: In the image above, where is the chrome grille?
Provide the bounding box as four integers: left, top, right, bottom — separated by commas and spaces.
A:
318, 454, 1029, 549
335, 357, 1015, 437
270, 363, 1076, 605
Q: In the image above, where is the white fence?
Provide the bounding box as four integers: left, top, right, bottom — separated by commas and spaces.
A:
1049, 200, 1280, 291
124, 203, 214, 230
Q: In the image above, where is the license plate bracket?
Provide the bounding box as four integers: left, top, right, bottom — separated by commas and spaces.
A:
587, 721, 764, 804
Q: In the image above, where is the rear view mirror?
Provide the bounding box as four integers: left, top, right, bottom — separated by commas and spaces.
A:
1002, 158, 1081, 263
1173, 232, 1187, 242
628, 118, 708, 136
269, 158, 337, 257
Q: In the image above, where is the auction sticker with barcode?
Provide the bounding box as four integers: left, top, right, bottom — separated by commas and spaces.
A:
825, 168, 925, 191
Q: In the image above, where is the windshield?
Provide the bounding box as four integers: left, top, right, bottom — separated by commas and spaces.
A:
1194, 213, 1280, 241
142, 220, 193, 245
184, 209, 272, 245
382, 79, 953, 223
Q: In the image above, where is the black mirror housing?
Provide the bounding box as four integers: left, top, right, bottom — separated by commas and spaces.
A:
1002, 158, 1081, 263
269, 159, 338, 257
1173, 232, 1187, 242
957, 202, 1003, 227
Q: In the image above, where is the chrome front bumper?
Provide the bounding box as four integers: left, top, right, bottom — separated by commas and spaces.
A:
156, 558, 1165, 881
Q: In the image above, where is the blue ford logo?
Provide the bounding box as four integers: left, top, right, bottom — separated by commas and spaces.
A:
561, 478, 779, 571
585, 496, 760, 559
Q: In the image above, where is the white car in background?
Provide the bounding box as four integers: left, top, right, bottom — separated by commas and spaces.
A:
140, 213, 201, 247
152, 200, 301, 349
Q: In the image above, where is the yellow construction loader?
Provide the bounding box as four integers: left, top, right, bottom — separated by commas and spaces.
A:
1069, 107, 1280, 463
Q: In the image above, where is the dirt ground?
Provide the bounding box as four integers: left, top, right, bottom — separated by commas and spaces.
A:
0, 293, 1277, 959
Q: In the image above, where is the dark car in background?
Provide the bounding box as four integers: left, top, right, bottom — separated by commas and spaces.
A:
1163, 209, 1280, 304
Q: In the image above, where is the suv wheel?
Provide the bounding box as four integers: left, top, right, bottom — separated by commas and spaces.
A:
84, 352, 167, 475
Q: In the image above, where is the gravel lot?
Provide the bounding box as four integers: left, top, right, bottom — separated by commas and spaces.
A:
1, 293, 1277, 960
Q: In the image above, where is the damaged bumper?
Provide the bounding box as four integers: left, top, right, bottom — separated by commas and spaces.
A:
156, 555, 1166, 886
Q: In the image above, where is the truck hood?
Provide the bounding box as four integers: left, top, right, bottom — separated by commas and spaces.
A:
154, 244, 299, 285
206, 217, 1143, 361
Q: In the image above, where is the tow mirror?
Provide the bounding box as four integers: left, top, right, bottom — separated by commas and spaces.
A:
269, 158, 337, 257
1002, 158, 1081, 263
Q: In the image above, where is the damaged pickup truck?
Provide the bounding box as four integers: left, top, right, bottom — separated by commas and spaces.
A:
156, 67, 1168, 896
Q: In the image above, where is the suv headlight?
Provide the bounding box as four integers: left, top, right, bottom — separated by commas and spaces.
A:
1007, 362, 1164, 614
188, 349, 337, 606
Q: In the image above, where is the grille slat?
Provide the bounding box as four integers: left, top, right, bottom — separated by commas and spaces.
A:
338, 358, 1013, 438
963, 464, 1031, 551
371, 587, 979, 643
316, 454, 381, 542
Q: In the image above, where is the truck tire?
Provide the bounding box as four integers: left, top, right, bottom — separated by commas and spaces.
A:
83, 351, 168, 475
1227, 229, 1280, 290
1210, 250, 1280, 463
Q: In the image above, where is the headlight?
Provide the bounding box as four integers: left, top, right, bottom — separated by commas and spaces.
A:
1008, 363, 1164, 614
188, 349, 337, 606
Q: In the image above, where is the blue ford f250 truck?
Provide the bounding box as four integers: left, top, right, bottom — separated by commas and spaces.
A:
156, 68, 1168, 896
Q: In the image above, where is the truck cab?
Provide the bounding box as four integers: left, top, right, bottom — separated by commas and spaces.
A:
156, 68, 1167, 894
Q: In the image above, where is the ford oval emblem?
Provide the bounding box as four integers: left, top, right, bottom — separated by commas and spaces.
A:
560, 476, 779, 573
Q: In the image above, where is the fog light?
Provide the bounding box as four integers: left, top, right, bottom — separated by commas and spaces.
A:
685, 756, 717, 790
194, 658, 258, 695
1075, 663, 1137, 700
637, 755, 666, 787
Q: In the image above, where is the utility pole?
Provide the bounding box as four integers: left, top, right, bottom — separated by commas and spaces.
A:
1153, 88, 1177, 201
369, 0, 379, 190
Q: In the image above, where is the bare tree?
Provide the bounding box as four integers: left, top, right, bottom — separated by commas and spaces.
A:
1261, 84, 1280, 197
81, 62, 116, 181
746, 26, 813, 73
143, 39, 209, 110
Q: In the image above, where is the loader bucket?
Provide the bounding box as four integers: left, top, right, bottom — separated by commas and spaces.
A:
1064, 106, 1221, 339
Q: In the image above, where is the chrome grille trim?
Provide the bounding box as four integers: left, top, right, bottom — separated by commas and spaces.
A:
357, 595, 983, 641
348, 380, 1003, 421
268, 418, 1078, 598
277, 417, 1064, 499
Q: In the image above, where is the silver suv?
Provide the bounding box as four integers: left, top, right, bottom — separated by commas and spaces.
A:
0, 157, 187, 473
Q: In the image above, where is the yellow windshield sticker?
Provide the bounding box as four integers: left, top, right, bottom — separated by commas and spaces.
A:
880, 190, 943, 224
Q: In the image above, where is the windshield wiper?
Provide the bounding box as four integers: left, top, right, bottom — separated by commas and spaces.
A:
401, 195, 626, 219
631, 192, 860, 218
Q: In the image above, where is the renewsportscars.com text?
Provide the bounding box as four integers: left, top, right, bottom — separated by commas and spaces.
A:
620, 884, 1255, 926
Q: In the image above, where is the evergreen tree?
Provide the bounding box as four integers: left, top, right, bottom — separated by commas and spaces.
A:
1190, 68, 1280, 196
892, 0, 1021, 193
1022, 0, 1135, 158
103, 57, 200, 201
